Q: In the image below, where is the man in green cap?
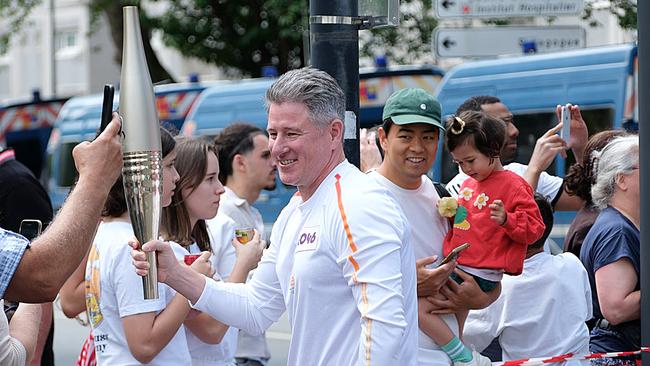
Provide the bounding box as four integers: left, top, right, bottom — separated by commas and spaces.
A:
367, 88, 499, 366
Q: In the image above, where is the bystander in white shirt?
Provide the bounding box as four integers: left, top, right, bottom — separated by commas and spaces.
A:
463, 252, 592, 366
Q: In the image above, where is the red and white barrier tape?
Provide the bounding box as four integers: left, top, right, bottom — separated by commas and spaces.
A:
494, 347, 650, 366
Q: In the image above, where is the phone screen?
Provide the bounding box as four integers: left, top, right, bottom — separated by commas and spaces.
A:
19, 219, 42, 241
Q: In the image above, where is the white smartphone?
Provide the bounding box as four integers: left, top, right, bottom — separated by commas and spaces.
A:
560, 103, 571, 143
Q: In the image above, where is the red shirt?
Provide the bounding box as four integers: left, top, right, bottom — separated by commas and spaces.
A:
443, 170, 545, 275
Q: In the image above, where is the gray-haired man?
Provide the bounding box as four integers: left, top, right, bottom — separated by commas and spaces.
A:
133, 67, 419, 365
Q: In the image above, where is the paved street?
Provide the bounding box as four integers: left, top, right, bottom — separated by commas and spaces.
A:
53, 304, 291, 365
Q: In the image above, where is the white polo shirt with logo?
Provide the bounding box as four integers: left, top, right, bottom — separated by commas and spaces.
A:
192, 160, 418, 366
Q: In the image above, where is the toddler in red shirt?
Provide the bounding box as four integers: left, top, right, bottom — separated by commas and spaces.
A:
419, 110, 546, 366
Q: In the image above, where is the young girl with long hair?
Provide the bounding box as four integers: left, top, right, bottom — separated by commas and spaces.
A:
162, 137, 265, 366
61, 128, 213, 365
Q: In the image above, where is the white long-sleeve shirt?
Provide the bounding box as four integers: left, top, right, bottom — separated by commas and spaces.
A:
464, 252, 592, 366
192, 161, 418, 366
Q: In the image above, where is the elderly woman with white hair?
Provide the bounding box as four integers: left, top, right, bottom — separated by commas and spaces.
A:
580, 135, 639, 366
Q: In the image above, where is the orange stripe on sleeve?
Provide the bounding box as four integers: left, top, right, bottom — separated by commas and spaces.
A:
334, 173, 372, 366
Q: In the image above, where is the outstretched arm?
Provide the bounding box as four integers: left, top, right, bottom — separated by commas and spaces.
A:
133, 239, 285, 336
5, 116, 123, 302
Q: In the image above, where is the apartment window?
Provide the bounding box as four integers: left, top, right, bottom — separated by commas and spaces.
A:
56, 29, 78, 51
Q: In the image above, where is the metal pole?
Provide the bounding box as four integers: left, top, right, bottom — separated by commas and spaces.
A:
50, 0, 56, 97
639, 1, 649, 364
310, 1, 360, 168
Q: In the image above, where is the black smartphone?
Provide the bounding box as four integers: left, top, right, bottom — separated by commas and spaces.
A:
97, 84, 115, 137
438, 243, 470, 266
19, 219, 42, 241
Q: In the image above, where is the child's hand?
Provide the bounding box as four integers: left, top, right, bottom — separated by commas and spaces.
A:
489, 200, 506, 225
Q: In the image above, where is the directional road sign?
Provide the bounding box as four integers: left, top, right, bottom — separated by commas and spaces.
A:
436, 0, 584, 18
434, 26, 585, 57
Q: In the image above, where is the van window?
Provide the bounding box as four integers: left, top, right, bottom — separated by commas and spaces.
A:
56, 142, 78, 187
440, 107, 614, 183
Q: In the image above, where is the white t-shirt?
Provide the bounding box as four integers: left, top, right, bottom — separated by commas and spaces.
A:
170, 215, 239, 366
208, 188, 271, 360
464, 252, 592, 366
446, 162, 563, 203
0, 301, 26, 366
368, 172, 458, 366
85, 220, 191, 365
192, 161, 418, 366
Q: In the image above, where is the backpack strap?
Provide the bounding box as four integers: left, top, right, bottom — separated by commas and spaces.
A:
434, 182, 451, 198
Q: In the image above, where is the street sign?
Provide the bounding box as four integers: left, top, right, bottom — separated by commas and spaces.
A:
434, 26, 585, 57
436, 0, 584, 18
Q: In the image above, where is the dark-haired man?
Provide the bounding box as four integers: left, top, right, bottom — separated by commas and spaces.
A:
211, 123, 276, 366
368, 88, 497, 366
213, 123, 276, 238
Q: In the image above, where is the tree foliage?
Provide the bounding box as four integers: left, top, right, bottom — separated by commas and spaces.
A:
605, 0, 636, 30
0, 0, 639, 77
360, 0, 438, 65
154, 0, 306, 77
89, 0, 174, 83
0, 0, 41, 54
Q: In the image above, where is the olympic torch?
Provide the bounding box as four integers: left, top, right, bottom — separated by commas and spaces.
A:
120, 6, 162, 299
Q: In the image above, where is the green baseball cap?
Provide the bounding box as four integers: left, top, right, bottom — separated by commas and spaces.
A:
382, 88, 443, 131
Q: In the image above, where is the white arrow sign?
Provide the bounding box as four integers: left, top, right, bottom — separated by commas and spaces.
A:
434, 26, 585, 57
436, 0, 584, 18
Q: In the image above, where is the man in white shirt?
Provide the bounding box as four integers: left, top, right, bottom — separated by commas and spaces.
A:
133, 67, 419, 366
446, 96, 587, 212
463, 195, 592, 366
212, 123, 276, 365
367, 88, 498, 366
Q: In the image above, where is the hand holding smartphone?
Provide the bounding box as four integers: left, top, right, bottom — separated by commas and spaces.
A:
560, 103, 571, 144
97, 84, 115, 138
438, 243, 470, 266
